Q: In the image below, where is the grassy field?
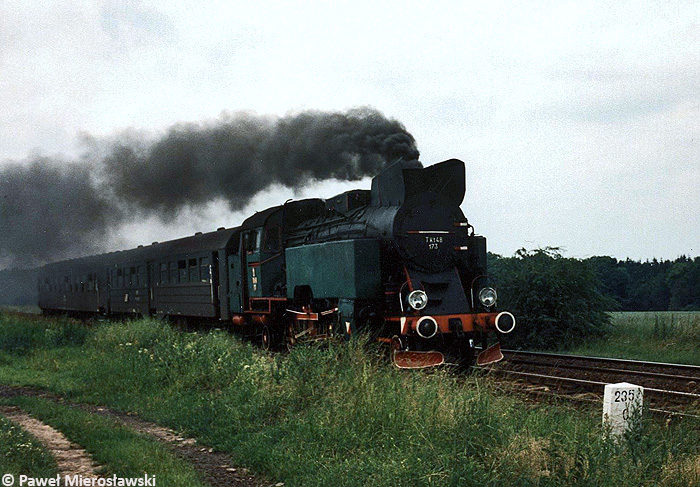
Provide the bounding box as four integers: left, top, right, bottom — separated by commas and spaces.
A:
0, 414, 58, 478
2, 396, 209, 487
0, 312, 698, 486
567, 311, 700, 365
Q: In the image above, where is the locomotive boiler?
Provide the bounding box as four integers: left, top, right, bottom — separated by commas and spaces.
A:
37, 158, 514, 367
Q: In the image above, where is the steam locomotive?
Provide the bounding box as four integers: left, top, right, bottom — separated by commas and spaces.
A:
37, 158, 514, 367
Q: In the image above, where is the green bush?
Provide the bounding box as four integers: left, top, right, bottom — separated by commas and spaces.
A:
490, 248, 615, 349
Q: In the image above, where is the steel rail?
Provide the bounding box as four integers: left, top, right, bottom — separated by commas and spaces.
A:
485, 377, 700, 420
483, 368, 700, 403
502, 349, 700, 375
504, 358, 700, 383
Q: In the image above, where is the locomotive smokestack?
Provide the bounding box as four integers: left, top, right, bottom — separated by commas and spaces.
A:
0, 107, 419, 268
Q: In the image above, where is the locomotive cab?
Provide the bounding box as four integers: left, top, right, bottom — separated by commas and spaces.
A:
228, 199, 326, 347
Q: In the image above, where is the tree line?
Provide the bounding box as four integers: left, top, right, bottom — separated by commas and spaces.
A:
586, 255, 700, 311
489, 252, 700, 313
487, 250, 699, 349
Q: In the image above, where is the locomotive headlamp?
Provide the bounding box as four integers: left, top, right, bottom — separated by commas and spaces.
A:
407, 289, 428, 310
416, 316, 438, 339
495, 311, 516, 334
478, 287, 497, 308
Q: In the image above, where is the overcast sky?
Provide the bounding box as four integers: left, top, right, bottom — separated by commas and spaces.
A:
1, 0, 698, 261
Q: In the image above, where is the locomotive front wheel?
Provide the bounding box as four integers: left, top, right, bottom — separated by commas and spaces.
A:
261, 326, 272, 351
285, 324, 296, 351
390, 335, 406, 354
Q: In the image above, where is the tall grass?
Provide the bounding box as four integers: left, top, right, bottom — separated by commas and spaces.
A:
568, 312, 700, 364
0, 313, 699, 486
0, 313, 88, 355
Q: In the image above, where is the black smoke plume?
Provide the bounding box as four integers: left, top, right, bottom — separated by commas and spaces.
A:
103, 107, 419, 215
0, 107, 418, 268
0, 159, 122, 268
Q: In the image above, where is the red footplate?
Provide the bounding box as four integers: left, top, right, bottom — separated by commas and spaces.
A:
476, 342, 504, 366
393, 351, 445, 369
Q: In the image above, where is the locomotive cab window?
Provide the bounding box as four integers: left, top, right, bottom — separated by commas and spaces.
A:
244, 229, 261, 252
263, 225, 281, 253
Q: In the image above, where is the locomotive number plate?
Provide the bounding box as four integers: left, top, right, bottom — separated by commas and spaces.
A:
425, 236, 443, 250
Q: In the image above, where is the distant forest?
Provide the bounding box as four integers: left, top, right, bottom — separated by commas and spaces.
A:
586, 255, 700, 311
0, 253, 699, 311
488, 253, 700, 312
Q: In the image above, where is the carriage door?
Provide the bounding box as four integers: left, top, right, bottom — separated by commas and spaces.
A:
148, 262, 157, 314
228, 253, 243, 314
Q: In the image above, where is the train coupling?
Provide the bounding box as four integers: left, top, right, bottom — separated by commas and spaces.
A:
476, 342, 504, 366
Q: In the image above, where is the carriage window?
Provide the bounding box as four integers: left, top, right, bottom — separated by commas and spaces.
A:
263, 225, 281, 252
169, 262, 178, 283
160, 263, 167, 284
138, 266, 146, 288
178, 260, 187, 283
188, 258, 198, 282
117, 269, 123, 288
199, 257, 210, 283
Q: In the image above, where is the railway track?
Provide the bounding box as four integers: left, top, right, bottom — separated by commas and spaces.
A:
479, 350, 700, 415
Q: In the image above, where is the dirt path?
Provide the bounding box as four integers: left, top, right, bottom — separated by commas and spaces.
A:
82, 405, 269, 487
0, 405, 100, 482
0, 385, 275, 487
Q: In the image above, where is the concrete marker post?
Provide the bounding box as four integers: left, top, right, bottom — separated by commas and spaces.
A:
603, 382, 644, 440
